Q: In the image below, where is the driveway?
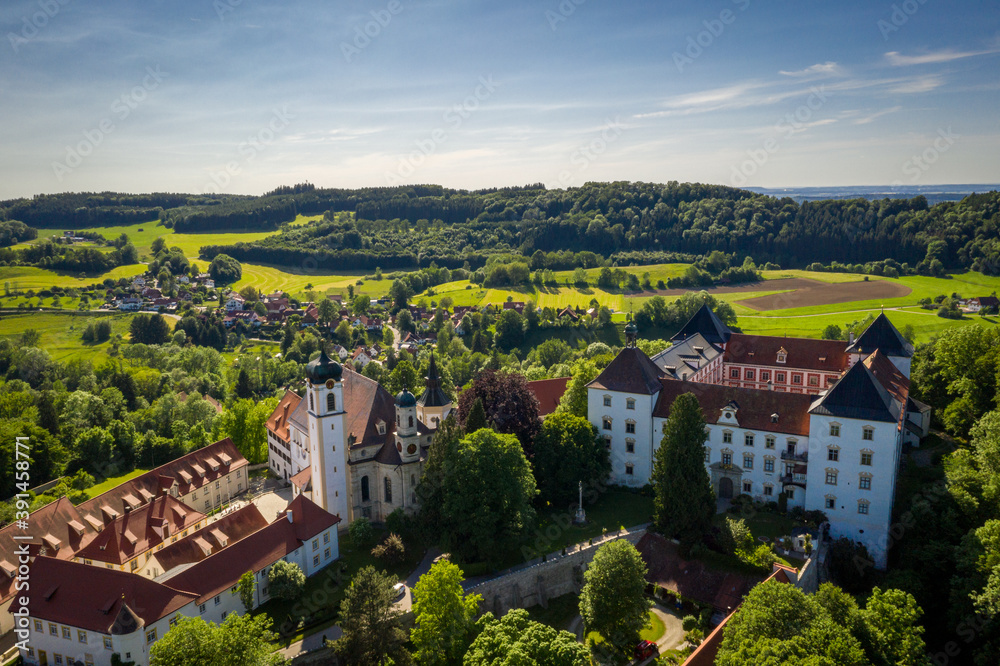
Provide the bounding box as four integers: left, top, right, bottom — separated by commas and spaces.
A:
567, 603, 686, 664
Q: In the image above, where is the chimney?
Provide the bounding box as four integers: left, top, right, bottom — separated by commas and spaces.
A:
848, 331, 855, 345
286, 510, 293, 524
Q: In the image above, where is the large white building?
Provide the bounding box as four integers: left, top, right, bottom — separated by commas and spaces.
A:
588, 307, 929, 569
266, 352, 453, 526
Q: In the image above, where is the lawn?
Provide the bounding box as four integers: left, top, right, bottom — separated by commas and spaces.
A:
0, 312, 138, 363
0, 264, 146, 292
712, 511, 798, 541
586, 610, 665, 645
524, 592, 581, 633
84, 468, 151, 499
233, 264, 393, 301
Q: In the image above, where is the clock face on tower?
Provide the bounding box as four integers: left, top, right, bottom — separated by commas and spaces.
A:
325, 379, 335, 389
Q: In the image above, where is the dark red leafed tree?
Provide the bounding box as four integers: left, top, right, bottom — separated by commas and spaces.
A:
457, 369, 541, 455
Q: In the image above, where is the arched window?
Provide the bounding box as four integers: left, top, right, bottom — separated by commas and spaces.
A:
326, 393, 336, 412
408, 416, 414, 428
384, 478, 392, 504
309, 393, 314, 411
360, 476, 370, 502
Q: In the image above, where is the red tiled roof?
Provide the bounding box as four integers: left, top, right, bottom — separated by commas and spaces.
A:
0, 497, 99, 603
290, 467, 312, 490
267, 390, 302, 442
11, 558, 197, 634
343, 368, 398, 449
164, 495, 340, 603
527, 377, 570, 417
152, 504, 268, 574
75, 439, 248, 529
74, 495, 206, 565
862, 349, 910, 408
725, 333, 848, 374
652, 379, 813, 436
682, 566, 794, 666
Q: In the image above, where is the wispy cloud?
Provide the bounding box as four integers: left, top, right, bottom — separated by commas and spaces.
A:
851, 106, 902, 124
890, 75, 944, 94
885, 49, 999, 66
779, 62, 843, 77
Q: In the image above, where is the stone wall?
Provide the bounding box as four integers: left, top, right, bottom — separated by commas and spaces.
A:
466, 528, 646, 617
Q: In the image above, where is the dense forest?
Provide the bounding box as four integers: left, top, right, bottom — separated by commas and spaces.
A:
3, 182, 999, 275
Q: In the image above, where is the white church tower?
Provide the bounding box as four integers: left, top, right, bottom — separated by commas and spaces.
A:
305, 347, 349, 523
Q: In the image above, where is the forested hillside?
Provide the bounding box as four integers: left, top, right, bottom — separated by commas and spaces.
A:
3, 182, 999, 275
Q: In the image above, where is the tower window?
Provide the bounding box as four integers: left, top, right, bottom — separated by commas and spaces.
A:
327, 393, 336, 412
384, 478, 393, 504
361, 476, 370, 502
309, 394, 314, 411
409, 416, 414, 428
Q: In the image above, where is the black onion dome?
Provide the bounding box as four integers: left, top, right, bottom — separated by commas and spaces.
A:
624, 320, 638, 335
306, 348, 342, 384
395, 388, 417, 407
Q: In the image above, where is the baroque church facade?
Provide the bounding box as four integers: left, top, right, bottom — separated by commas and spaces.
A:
266, 352, 452, 527
588, 306, 930, 569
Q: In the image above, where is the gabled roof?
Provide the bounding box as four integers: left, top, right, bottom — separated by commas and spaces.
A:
672, 304, 732, 346
164, 495, 340, 603
151, 504, 268, 575
289, 467, 312, 490
652, 380, 813, 436
651, 333, 723, 380
11, 558, 197, 634
343, 367, 399, 449
845, 312, 913, 358
725, 334, 847, 374
267, 390, 302, 442
74, 495, 206, 565
588, 347, 663, 395
75, 439, 247, 528
526, 377, 570, 417
809, 356, 901, 423
0, 496, 99, 604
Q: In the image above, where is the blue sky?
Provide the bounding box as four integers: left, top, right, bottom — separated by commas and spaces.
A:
1, 0, 998, 198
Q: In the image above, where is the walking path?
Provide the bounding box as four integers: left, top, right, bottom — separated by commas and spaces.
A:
567, 603, 685, 664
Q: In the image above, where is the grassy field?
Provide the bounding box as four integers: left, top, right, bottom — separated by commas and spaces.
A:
0, 312, 136, 363
84, 468, 151, 499
232, 263, 394, 301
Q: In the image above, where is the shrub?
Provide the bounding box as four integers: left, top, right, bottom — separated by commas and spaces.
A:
681, 615, 699, 632
371, 533, 405, 565
719, 517, 754, 556
349, 517, 374, 548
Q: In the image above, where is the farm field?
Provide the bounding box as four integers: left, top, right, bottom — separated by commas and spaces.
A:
0, 264, 146, 292
0, 312, 137, 363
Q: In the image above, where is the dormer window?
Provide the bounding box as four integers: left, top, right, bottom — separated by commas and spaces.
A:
776, 348, 787, 364
377, 421, 386, 435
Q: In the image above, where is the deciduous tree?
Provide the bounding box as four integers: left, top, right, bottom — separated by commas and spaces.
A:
411, 560, 481, 665
532, 413, 610, 506
579, 540, 649, 656
335, 566, 408, 665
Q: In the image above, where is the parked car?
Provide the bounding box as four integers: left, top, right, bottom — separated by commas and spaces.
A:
393, 583, 407, 600
634, 640, 658, 660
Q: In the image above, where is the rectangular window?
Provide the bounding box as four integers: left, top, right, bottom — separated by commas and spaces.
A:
146, 629, 157, 644
861, 452, 873, 466
743, 481, 752, 493
215, 595, 221, 605
63, 627, 71, 639
625, 440, 635, 453
760, 370, 770, 382
830, 424, 840, 437
825, 497, 836, 509
626, 398, 635, 410
312, 538, 319, 551
826, 471, 838, 485
764, 458, 774, 472
765, 436, 775, 449
625, 464, 634, 475
313, 555, 320, 566
79, 630, 87, 643
603, 396, 611, 407
808, 375, 820, 387
103, 637, 113, 650
722, 452, 732, 466
34, 620, 42, 632
625, 422, 636, 434
763, 485, 773, 496
745, 434, 754, 447
858, 502, 869, 515
787, 489, 794, 500
325, 547, 331, 559
775, 372, 786, 383
826, 375, 839, 386
56, 656, 63, 665
859, 476, 872, 490
50, 623, 58, 636
743, 454, 753, 470
744, 369, 755, 380
791, 373, 803, 385
828, 448, 839, 462
723, 432, 732, 444
199, 604, 206, 614
602, 418, 612, 431
863, 427, 874, 441
730, 368, 740, 379
704, 449, 711, 463
324, 533, 330, 544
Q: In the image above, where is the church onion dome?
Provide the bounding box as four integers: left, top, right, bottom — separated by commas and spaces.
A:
395, 388, 417, 407
624, 320, 638, 335
306, 348, 342, 384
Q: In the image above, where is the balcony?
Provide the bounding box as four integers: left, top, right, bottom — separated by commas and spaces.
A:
780, 450, 808, 462
780, 473, 808, 486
